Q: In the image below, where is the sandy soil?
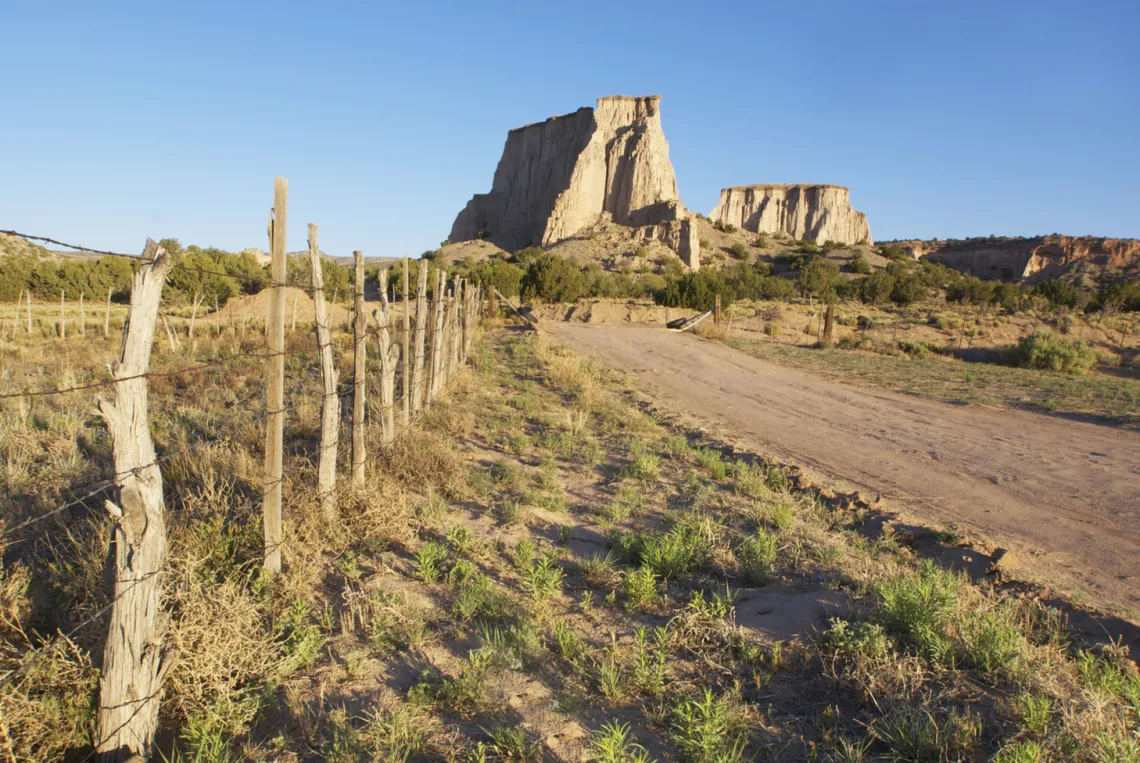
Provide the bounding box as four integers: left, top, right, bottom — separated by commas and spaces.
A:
546, 322, 1140, 621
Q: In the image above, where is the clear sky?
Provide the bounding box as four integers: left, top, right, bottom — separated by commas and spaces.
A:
3, 0, 1137, 259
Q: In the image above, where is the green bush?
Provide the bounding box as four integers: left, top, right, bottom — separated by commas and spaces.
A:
658, 270, 731, 311
520, 253, 585, 303
1008, 331, 1098, 374
849, 255, 872, 274
470, 259, 524, 299
797, 257, 839, 300
753, 234, 768, 249
728, 243, 749, 260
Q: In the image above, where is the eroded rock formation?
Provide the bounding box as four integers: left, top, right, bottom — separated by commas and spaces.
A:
895, 235, 1140, 284
709, 184, 872, 246
450, 95, 700, 268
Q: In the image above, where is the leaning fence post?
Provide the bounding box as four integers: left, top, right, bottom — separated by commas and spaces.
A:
95, 238, 176, 762
411, 262, 428, 412
308, 224, 339, 518
263, 177, 287, 575
402, 254, 410, 427
352, 250, 367, 486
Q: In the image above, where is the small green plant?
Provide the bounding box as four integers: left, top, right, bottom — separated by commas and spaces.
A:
695, 447, 728, 479
510, 538, 537, 570
871, 706, 980, 762
732, 461, 767, 498
522, 556, 563, 601
735, 530, 778, 585
451, 573, 515, 624
623, 452, 661, 482
484, 724, 541, 760
361, 703, 429, 762
669, 688, 750, 763
763, 322, 780, 337
992, 739, 1046, 763
447, 524, 476, 555
959, 608, 1024, 675
581, 551, 618, 585
825, 618, 891, 662
414, 542, 449, 583
875, 560, 961, 663
551, 619, 585, 663
586, 721, 654, 763
622, 566, 658, 610
753, 234, 768, 249
1015, 693, 1053, 737
631, 626, 670, 696
336, 550, 362, 581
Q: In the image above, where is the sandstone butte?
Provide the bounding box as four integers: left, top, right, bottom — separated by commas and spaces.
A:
450, 95, 701, 269
708, 184, 873, 246
892, 235, 1140, 285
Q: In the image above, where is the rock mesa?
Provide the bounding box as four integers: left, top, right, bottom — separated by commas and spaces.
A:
709, 184, 872, 246
450, 95, 699, 268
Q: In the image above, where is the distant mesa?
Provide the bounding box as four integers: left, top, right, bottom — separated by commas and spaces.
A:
450, 95, 700, 269
709, 184, 872, 246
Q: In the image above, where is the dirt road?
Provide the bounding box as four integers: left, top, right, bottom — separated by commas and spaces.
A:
547, 323, 1140, 619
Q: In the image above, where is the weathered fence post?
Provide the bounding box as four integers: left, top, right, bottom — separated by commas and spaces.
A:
352, 250, 367, 486
95, 238, 176, 762
375, 269, 399, 446
79, 291, 86, 338
12, 289, 23, 337
428, 268, 446, 403
411, 262, 428, 412
402, 254, 410, 427
714, 293, 722, 326
160, 314, 179, 351
263, 177, 287, 575
823, 304, 835, 346
214, 295, 221, 337
59, 290, 66, 338
291, 293, 298, 334
188, 292, 203, 341
308, 224, 339, 519
488, 285, 496, 319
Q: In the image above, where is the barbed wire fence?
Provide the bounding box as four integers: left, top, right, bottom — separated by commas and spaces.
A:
0, 177, 490, 761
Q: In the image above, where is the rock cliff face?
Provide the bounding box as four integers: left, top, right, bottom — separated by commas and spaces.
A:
709, 184, 872, 246
897, 235, 1140, 284
451, 95, 699, 268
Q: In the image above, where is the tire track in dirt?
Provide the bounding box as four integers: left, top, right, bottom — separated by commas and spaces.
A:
547, 323, 1140, 620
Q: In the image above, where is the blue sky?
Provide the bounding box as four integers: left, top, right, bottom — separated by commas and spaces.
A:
2, 1, 1137, 258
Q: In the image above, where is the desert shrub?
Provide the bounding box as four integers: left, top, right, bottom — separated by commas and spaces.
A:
728, 243, 749, 260
753, 233, 768, 249
1102, 278, 1140, 312
1007, 331, 1097, 374
875, 560, 961, 663
878, 245, 910, 262
657, 270, 732, 311
890, 272, 928, 305
713, 220, 738, 234
860, 269, 895, 304
735, 531, 778, 584
669, 688, 751, 763
521, 253, 585, 303
763, 322, 780, 337
797, 257, 840, 301
799, 241, 821, 254
470, 258, 524, 299
849, 255, 872, 274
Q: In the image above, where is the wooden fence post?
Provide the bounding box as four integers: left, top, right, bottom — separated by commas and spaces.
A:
95, 238, 176, 762
411, 262, 428, 412
308, 224, 339, 518
59, 290, 66, 338
488, 285, 496, 319
352, 250, 367, 486
13, 289, 23, 337
291, 294, 298, 334
79, 291, 86, 338
428, 268, 446, 403
188, 293, 203, 341
402, 254, 410, 427
376, 269, 398, 446
714, 294, 722, 326
104, 288, 113, 339
263, 177, 287, 575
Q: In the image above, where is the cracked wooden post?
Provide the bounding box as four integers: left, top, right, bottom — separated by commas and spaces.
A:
427, 268, 446, 404
352, 250, 367, 486
95, 238, 176, 763
376, 269, 399, 446
402, 254, 410, 427
411, 262, 429, 412
263, 177, 287, 575
309, 224, 339, 519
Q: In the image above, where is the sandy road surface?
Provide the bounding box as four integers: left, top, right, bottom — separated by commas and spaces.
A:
547, 323, 1140, 619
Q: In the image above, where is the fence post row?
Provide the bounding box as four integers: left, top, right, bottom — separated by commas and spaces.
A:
402, 254, 411, 426
263, 176, 287, 575
375, 269, 399, 446
411, 263, 428, 412
428, 268, 446, 403
352, 250, 367, 486
95, 238, 175, 762
308, 223, 340, 519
